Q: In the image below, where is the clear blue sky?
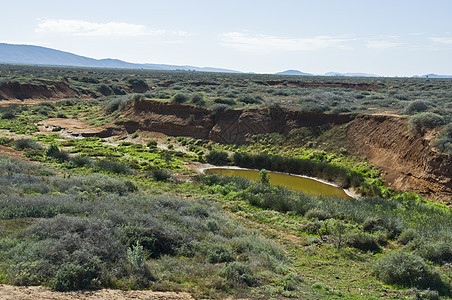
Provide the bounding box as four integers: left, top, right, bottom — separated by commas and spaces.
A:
2, 0, 452, 76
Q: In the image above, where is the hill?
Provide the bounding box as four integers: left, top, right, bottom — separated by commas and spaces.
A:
275, 69, 312, 76
0, 43, 239, 73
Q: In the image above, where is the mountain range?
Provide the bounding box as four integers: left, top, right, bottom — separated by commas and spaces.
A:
1, 43, 451, 78
0, 43, 240, 73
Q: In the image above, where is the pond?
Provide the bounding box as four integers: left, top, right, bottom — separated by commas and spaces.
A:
203, 167, 352, 199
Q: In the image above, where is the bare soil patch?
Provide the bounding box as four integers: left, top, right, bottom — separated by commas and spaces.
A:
0, 285, 194, 300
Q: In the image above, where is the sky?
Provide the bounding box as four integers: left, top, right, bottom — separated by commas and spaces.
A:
1, 0, 452, 76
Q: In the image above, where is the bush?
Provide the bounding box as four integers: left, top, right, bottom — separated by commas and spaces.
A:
94, 159, 133, 174
151, 169, 171, 182
433, 123, 452, 155
70, 155, 93, 167
305, 208, 332, 221
146, 140, 158, 149
172, 93, 188, 103
409, 112, 444, 131
45, 145, 69, 162
344, 231, 380, 252
206, 151, 230, 165
105, 96, 128, 113
190, 93, 205, 106
374, 251, 448, 293
417, 240, 452, 265
13, 138, 41, 150
405, 100, 429, 114
219, 262, 256, 286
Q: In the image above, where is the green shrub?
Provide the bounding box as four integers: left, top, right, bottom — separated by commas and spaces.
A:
398, 228, 420, 245
374, 251, 448, 293
105, 96, 128, 113
206, 244, 234, 263
405, 100, 429, 114
94, 159, 133, 174
206, 151, 230, 165
13, 138, 41, 150
433, 123, 452, 154
219, 262, 256, 286
305, 208, 332, 221
45, 144, 69, 162
345, 231, 380, 252
172, 93, 188, 103
146, 140, 158, 149
151, 169, 171, 182
70, 155, 93, 167
409, 112, 444, 131
190, 93, 205, 106
417, 240, 452, 265
362, 217, 384, 233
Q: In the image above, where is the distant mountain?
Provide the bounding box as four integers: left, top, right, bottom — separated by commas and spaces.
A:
412, 74, 452, 79
324, 72, 380, 77
276, 70, 312, 76
0, 43, 240, 73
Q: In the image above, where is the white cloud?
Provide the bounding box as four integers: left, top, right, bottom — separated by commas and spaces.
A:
366, 40, 404, 49
36, 19, 166, 37
219, 32, 354, 53
430, 37, 452, 45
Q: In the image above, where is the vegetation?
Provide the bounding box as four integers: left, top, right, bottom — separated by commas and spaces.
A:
1, 64, 452, 298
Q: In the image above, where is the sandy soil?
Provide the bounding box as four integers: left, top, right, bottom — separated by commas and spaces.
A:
0, 285, 194, 300
37, 118, 105, 137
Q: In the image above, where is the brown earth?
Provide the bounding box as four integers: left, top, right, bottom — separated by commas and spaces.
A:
0, 80, 77, 100
0, 284, 193, 300
113, 100, 452, 202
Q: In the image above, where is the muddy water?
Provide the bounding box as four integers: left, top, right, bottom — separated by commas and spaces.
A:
204, 167, 352, 199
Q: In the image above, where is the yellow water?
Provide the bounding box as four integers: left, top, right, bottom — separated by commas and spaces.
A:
204, 168, 352, 199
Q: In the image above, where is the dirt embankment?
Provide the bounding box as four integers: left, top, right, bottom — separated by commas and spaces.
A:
115, 100, 452, 201
0, 80, 76, 100
120, 100, 354, 143
347, 115, 452, 202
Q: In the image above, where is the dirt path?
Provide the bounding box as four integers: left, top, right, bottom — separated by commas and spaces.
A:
0, 285, 194, 300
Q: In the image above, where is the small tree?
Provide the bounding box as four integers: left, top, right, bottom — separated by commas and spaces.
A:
259, 169, 270, 185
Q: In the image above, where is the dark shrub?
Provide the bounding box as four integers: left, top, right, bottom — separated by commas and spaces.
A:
172, 93, 188, 103
219, 262, 256, 286
1, 110, 16, 119
374, 251, 448, 293
433, 123, 452, 155
46, 145, 69, 162
362, 217, 384, 233
397, 228, 420, 245
13, 138, 41, 150
151, 169, 171, 182
345, 231, 380, 252
214, 98, 235, 105
409, 112, 444, 130
94, 159, 133, 174
146, 140, 158, 149
70, 155, 93, 167
405, 100, 429, 114
105, 96, 128, 113
305, 208, 332, 221
211, 104, 230, 115
417, 240, 452, 265
190, 93, 205, 106
206, 244, 234, 263
206, 151, 230, 165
